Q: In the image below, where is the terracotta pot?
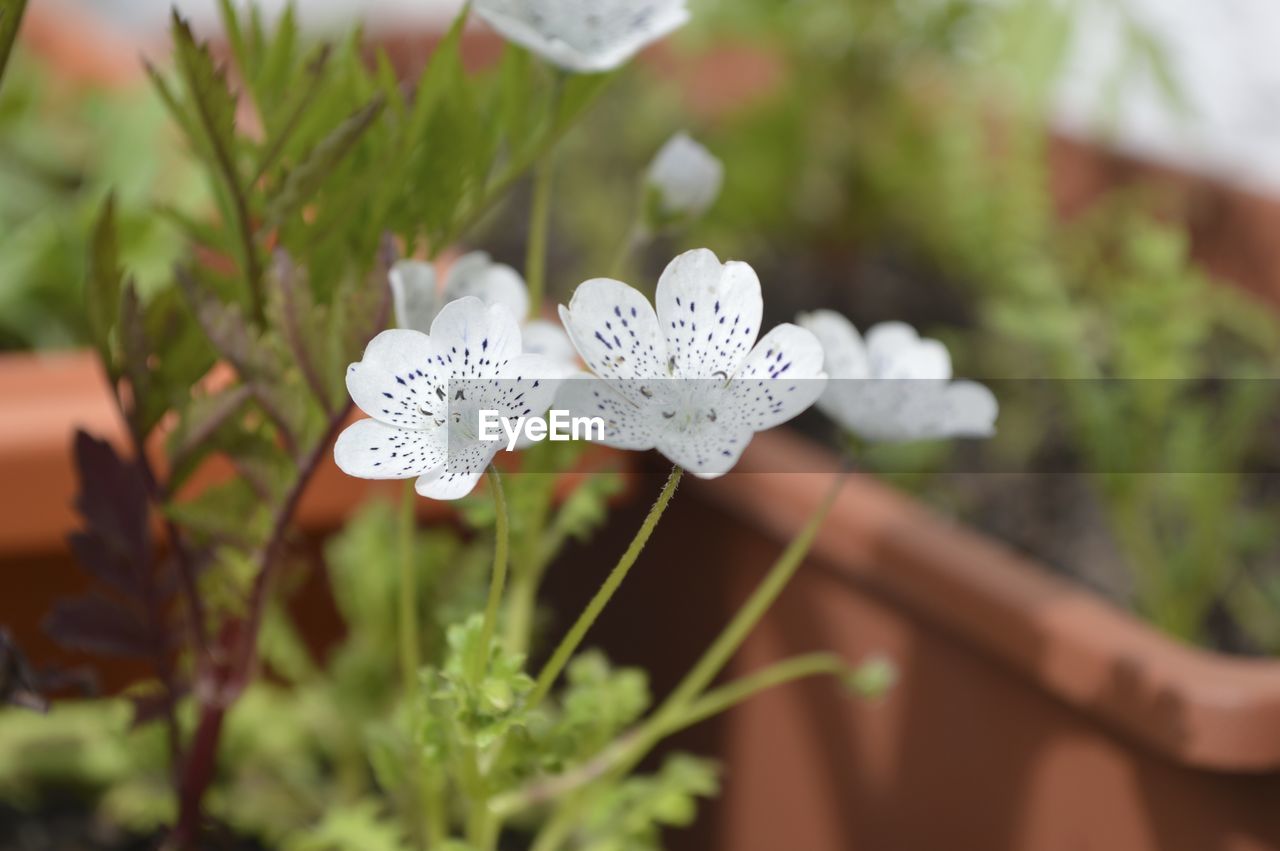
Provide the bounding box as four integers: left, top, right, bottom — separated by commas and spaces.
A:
0, 349, 632, 689
564, 429, 1280, 851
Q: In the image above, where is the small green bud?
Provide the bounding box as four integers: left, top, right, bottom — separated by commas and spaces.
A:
844, 655, 897, 699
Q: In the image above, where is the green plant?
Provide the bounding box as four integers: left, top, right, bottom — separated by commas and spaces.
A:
0, 3, 910, 850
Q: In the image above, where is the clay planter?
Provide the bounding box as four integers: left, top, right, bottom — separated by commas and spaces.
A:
0, 349, 629, 688
558, 429, 1280, 851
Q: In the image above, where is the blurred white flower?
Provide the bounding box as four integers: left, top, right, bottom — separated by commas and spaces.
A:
558, 249, 827, 478
472, 0, 691, 73
797, 311, 998, 443
645, 132, 724, 226
335, 298, 560, 500
390, 252, 577, 376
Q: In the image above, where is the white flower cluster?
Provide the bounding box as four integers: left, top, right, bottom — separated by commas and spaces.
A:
336, 248, 998, 499
333, 2, 997, 499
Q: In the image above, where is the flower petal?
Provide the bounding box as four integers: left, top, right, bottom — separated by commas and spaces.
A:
389, 260, 440, 334
647, 133, 724, 220
943, 380, 999, 438
796, 310, 869, 380
521, 319, 580, 376
820, 378, 998, 443
473, 0, 690, 73
493, 354, 565, 418
334, 418, 446, 480
559, 278, 668, 385
729, 323, 828, 431
429, 296, 524, 378
655, 424, 753, 479
443, 252, 530, 321
865, 322, 951, 380
656, 248, 763, 379
557, 377, 660, 450
415, 441, 499, 501
347, 329, 447, 429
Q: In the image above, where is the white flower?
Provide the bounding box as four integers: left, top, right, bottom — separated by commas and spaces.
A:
472, 0, 691, 74
335, 298, 560, 500
390, 252, 577, 377
797, 311, 998, 443
557, 248, 827, 478
645, 132, 724, 225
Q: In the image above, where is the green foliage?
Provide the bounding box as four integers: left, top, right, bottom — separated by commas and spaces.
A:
284, 800, 414, 851
577, 754, 719, 851
426, 614, 536, 750
0, 0, 26, 87
1, 3, 890, 849
0, 59, 201, 350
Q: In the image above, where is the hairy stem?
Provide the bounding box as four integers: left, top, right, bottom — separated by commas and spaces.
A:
492, 654, 848, 818
524, 141, 557, 318
527, 467, 682, 711
657, 473, 844, 716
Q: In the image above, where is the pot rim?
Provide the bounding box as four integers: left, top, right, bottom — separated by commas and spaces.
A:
692, 427, 1280, 774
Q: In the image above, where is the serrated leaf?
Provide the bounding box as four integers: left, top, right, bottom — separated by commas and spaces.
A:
45, 596, 159, 660
166, 478, 271, 548
175, 267, 275, 379
68, 431, 152, 596
167, 384, 254, 487
87, 197, 124, 370
264, 96, 386, 229
170, 11, 239, 177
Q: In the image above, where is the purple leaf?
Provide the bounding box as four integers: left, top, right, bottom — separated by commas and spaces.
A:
68, 431, 151, 595
44, 595, 162, 660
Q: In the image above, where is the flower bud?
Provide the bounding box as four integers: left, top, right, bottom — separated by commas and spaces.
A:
644, 132, 724, 229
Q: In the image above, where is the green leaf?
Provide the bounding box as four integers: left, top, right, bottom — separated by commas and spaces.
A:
169, 10, 264, 319
283, 800, 414, 851
86, 196, 124, 370
175, 267, 275, 380
118, 281, 162, 434
0, 0, 29, 91
166, 384, 254, 487
263, 96, 386, 229
166, 478, 271, 547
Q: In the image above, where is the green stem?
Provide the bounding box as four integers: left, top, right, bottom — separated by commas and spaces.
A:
607, 179, 651, 280
528, 795, 583, 851
461, 743, 492, 847
398, 480, 421, 698
524, 143, 556, 319
504, 467, 557, 655
659, 473, 844, 716
491, 653, 847, 819
527, 466, 683, 711
396, 480, 430, 849
673, 652, 847, 731
473, 467, 510, 681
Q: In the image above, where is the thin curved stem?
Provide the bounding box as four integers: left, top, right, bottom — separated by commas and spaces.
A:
490, 653, 848, 819
524, 74, 564, 318
524, 154, 555, 318
527, 466, 683, 711
659, 472, 845, 715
